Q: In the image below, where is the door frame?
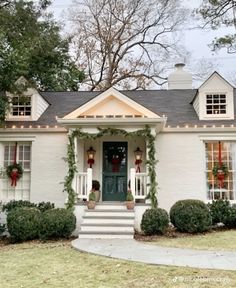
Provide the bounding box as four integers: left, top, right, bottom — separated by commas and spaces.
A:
102, 141, 128, 201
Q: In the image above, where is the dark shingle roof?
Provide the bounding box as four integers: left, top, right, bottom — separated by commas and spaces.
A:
4, 89, 236, 127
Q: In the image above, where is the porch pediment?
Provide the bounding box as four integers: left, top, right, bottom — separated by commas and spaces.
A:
63, 87, 160, 119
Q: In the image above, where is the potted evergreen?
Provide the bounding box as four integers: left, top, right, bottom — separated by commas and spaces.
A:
92, 180, 100, 202
87, 191, 96, 209
126, 190, 135, 210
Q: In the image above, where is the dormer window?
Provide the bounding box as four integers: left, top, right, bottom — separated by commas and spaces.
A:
206, 94, 226, 115
11, 96, 32, 117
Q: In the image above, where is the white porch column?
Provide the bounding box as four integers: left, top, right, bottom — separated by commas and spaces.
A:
145, 127, 157, 204
130, 168, 136, 199
87, 168, 92, 200
74, 135, 78, 165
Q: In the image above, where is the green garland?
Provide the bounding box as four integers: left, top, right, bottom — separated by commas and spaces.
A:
64, 132, 77, 209
64, 126, 158, 209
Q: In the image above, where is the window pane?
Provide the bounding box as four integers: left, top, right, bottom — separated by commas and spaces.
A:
205, 94, 226, 115
11, 96, 31, 117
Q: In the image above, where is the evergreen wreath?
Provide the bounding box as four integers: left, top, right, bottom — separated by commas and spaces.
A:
6, 163, 23, 179
212, 163, 228, 178
64, 125, 158, 209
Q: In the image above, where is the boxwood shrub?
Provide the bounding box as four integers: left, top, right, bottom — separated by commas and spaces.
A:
37, 202, 55, 212
3, 200, 55, 213
141, 208, 169, 235
7, 207, 40, 242
225, 206, 236, 228
3, 200, 36, 213
208, 199, 231, 225
170, 199, 212, 233
39, 208, 76, 240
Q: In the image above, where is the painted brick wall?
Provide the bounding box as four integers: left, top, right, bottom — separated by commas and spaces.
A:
30, 132, 68, 207
156, 132, 207, 211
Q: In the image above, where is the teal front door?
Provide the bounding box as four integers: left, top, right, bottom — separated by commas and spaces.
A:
103, 142, 127, 201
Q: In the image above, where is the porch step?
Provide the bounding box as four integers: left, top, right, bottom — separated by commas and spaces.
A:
84, 209, 134, 217
82, 215, 134, 225
94, 202, 128, 210
78, 204, 135, 239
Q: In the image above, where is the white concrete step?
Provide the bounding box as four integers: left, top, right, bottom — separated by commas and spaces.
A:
80, 223, 134, 233
78, 203, 135, 239
79, 231, 134, 239
82, 216, 134, 225
84, 209, 134, 217
95, 202, 127, 210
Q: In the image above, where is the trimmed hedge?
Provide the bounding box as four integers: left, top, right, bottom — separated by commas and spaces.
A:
170, 199, 212, 233
37, 202, 55, 212
3, 200, 36, 212
3, 200, 54, 213
7, 207, 40, 242
208, 199, 231, 225
141, 208, 169, 235
39, 208, 76, 240
225, 206, 236, 228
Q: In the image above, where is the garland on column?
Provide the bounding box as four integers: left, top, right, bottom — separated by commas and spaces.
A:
64, 132, 77, 209
64, 125, 158, 209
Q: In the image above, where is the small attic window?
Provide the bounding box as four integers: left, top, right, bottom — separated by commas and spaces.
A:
206, 94, 226, 115
11, 96, 32, 117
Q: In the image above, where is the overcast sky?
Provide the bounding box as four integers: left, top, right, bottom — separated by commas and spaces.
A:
49, 0, 236, 87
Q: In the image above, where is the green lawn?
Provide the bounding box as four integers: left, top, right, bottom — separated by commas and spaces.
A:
0, 240, 235, 288
140, 230, 236, 251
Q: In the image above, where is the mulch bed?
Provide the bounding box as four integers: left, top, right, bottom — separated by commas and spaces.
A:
134, 226, 229, 242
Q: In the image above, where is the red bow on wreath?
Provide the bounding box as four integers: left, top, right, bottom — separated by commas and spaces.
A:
212, 142, 228, 188
112, 156, 121, 172
6, 142, 23, 187
10, 168, 19, 187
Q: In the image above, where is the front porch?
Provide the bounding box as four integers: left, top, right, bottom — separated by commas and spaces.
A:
74, 167, 149, 203
69, 129, 156, 238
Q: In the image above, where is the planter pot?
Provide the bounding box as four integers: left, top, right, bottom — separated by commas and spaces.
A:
94, 190, 100, 202
87, 201, 96, 209
126, 201, 135, 210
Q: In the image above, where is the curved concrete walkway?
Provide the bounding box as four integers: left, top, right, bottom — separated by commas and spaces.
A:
72, 239, 236, 271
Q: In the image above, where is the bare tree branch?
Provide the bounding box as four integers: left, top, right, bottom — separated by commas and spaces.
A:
70, 0, 189, 90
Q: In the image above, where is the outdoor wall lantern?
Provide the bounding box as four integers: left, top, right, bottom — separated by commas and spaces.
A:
87, 146, 96, 168
134, 147, 142, 172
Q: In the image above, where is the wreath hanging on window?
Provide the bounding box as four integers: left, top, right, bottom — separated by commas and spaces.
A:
6, 163, 23, 187
212, 162, 228, 188
212, 163, 228, 178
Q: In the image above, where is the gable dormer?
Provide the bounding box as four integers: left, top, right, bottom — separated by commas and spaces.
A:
63, 87, 160, 120
192, 72, 234, 120
6, 77, 49, 121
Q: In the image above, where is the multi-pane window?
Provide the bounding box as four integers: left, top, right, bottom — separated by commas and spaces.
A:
11, 96, 31, 116
4, 144, 31, 169
205, 142, 236, 200
206, 94, 226, 115
1, 143, 31, 201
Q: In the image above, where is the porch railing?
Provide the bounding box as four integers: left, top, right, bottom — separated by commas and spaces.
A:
74, 168, 148, 202
73, 168, 92, 201
130, 168, 148, 200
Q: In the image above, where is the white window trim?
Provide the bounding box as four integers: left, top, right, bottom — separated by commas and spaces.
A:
205, 141, 236, 201
6, 94, 37, 121
201, 91, 234, 120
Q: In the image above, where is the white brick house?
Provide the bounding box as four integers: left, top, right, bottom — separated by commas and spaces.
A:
1, 64, 236, 237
